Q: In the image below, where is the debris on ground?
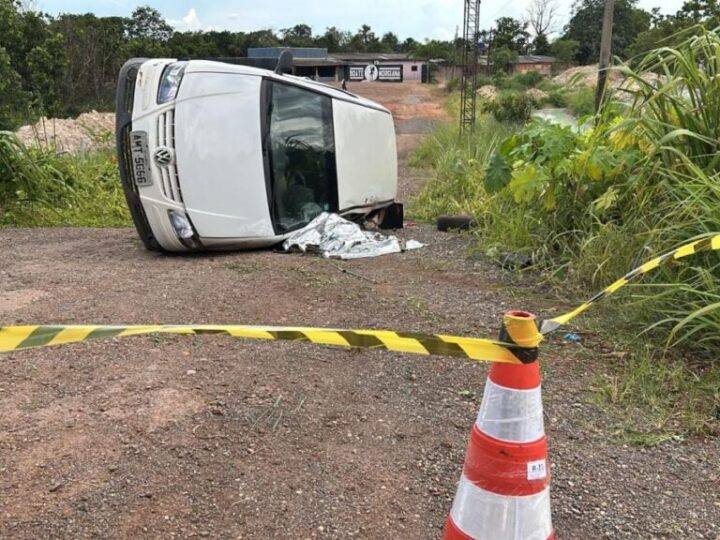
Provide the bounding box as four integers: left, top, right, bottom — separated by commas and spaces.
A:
563, 332, 583, 344
15, 111, 115, 153
437, 215, 476, 232
497, 251, 535, 270
282, 212, 423, 259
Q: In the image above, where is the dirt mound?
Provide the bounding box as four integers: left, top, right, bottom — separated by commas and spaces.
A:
552, 64, 667, 92
552, 64, 627, 88
476, 85, 498, 100
526, 88, 549, 102
553, 64, 599, 87
15, 111, 115, 153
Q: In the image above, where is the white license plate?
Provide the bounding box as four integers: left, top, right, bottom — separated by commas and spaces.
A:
130, 130, 152, 187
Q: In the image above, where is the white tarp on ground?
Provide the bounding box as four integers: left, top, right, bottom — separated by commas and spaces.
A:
282, 212, 423, 260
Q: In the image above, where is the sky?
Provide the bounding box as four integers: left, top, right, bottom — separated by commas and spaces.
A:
35, 0, 686, 41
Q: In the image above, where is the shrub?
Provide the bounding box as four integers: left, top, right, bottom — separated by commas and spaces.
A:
445, 77, 462, 93
483, 90, 535, 123
472, 74, 490, 87
566, 88, 595, 116
515, 71, 544, 88
547, 90, 568, 108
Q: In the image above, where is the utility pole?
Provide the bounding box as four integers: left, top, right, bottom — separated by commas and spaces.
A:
460, 0, 481, 134
595, 0, 615, 113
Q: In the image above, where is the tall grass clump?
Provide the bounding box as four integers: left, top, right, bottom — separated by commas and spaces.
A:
410, 115, 513, 222
482, 27, 720, 349
0, 131, 130, 227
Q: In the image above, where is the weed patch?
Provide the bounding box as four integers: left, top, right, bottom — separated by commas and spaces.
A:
0, 132, 130, 227
591, 348, 720, 442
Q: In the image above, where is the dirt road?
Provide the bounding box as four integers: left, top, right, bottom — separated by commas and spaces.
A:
1, 83, 719, 539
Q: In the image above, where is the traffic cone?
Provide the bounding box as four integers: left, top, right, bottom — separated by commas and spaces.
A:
443, 310, 554, 540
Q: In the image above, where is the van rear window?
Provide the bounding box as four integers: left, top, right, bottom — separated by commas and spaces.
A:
265, 81, 338, 233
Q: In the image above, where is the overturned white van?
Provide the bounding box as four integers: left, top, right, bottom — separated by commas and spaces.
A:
116, 55, 401, 252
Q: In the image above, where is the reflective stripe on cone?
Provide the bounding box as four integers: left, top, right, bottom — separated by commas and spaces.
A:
475, 378, 545, 443
445, 474, 553, 540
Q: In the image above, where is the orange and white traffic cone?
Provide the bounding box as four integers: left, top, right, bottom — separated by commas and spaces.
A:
443, 310, 554, 540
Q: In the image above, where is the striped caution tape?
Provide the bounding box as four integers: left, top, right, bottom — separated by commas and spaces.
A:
0, 324, 528, 365
2, 235, 718, 360
540, 234, 720, 334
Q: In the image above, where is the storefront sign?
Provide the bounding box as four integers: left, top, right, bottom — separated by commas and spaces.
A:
348, 64, 404, 82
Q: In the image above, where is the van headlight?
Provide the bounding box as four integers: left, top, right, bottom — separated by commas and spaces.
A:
157, 62, 188, 104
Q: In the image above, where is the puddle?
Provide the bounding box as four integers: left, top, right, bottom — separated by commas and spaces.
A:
532, 108, 580, 130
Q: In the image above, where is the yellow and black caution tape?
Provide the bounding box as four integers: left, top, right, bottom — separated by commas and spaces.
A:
540, 234, 720, 334
1, 234, 718, 361
0, 324, 528, 364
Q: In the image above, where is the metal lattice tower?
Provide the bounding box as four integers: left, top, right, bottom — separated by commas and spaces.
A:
460, 0, 481, 134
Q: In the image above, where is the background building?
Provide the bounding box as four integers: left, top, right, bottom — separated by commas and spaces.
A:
248, 47, 429, 83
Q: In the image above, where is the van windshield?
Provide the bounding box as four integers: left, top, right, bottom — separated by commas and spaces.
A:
265, 81, 338, 233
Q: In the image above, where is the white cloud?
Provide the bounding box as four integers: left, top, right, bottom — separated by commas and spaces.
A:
170, 8, 206, 31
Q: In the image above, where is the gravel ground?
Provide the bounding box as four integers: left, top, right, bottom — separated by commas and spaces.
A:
1, 83, 719, 539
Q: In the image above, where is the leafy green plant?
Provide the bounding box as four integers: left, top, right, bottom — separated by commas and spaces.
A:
483, 90, 535, 123
515, 70, 544, 88
547, 90, 568, 108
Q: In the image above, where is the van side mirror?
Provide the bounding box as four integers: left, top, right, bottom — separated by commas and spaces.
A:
275, 51, 294, 75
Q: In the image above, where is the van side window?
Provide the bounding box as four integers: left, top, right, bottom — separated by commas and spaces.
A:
266, 81, 338, 233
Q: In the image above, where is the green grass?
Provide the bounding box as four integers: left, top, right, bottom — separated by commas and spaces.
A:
409, 115, 514, 222
565, 87, 595, 116
591, 347, 720, 442
410, 29, 720, 439
0, 132, 130, 227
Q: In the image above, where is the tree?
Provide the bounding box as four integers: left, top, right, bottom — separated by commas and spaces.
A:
52, 14, 128, 114
490, 46, 517, 73
563, 0, 651, 63
280, 24, 314, 47
627, 0, 720, 57
350, 24, 380, 51
527, 0, 559, 37
400, 37, 419, 52
380, 32, 400, 52
533, 33, 551, 54
316, 26, 350, 51
0, 45, 28, 129
493, 17, 530, 54
125, 5, 173, 41
550, 38, 580, 63
413, 39, 453, 60
527, 0, 559, 55
27, 32, 66, 116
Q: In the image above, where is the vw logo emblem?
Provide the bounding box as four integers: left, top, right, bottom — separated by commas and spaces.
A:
154, 146, 174, 166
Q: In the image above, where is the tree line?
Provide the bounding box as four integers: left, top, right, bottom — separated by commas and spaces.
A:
484, 0, 719, 70
1, 0, 718, 129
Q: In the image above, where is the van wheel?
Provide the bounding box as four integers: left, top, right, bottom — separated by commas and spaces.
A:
379, 203, 404, 229
437, 215, 476, 232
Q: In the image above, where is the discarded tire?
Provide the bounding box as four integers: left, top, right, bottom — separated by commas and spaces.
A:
437, 215, 476, 232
